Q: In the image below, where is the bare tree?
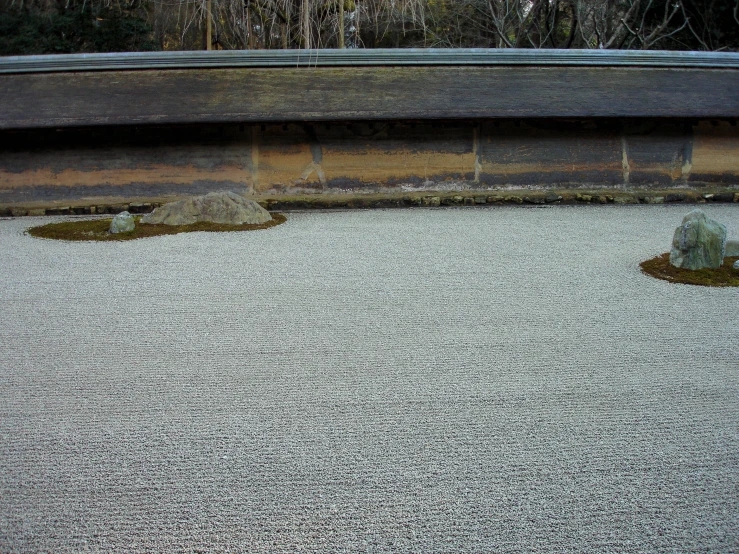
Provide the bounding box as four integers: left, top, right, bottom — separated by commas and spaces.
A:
5, 0, 735, 52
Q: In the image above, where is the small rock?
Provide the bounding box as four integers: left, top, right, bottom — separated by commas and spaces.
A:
141, 191, 271, 226
486, 195, 505, 204
109, 211, 135, 234
441, 195, 464, 206
473, 196, 487, 204
665, 193, 687, 203
645, 196, 665, 204
504, 195, 523, 204
734, 260, 739, 270
734, 193, 739, 203
421, 196, 441, 207
715, 193, 735, 202
576, 193, 592, 203
27, 209, 46, 216
524, 195, 545, 205
613, 195, 638, 204
669, 209, 727, 270
725, 240, 739, 257
463, 197, 475, 206
544, 192, 562, 204
11, 208, 28, 217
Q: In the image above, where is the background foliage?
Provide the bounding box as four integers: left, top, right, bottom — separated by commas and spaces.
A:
1, 0, 737, 54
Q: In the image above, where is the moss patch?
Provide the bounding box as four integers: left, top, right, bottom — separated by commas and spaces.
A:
640, 253, 739, 287
27, 213, 287, 241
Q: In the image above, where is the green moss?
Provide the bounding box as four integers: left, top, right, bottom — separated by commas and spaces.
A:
27, 213, 287, 242
640, 253, 739, 287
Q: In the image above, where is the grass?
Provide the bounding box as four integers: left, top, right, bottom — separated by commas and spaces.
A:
27, 213, 287, 241
640, 253, 739, 287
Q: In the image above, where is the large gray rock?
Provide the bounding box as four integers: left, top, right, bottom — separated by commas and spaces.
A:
141, 192, 271, 226
669, 209, 727, 270
734, 260, 739, 270
109, 211, 135, 234
725, 240, 739, 257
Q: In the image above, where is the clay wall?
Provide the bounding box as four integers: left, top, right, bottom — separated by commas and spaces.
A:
1, 119, 737, 209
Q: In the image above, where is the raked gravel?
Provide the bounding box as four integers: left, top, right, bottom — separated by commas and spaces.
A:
0, 205, 738, 553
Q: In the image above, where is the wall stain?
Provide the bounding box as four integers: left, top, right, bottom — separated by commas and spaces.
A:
473, 126, 481, 183
301, 126, 326, 186
680, 122, 694, 183
251, 126, 259, 191
621, 134, 630, 186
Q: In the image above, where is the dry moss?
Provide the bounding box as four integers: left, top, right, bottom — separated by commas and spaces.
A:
640, 253, 739, 287
27, 213, 287, 241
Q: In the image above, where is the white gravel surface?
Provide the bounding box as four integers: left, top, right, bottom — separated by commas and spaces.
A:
1, 205, 738, 553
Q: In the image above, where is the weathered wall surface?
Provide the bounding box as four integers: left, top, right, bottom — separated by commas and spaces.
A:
1, 119, 738, 207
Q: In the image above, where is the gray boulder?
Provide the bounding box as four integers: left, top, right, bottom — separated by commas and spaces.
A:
141, 191, 271, 226
725, 240, 739, 257
734, 260, 739, 270
669, 209, 727, 270
109, 211, 135, 234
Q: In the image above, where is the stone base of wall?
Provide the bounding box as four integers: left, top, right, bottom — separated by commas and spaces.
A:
2, 189, 738, 217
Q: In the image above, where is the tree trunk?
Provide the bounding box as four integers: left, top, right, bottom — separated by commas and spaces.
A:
302, 0, 311, 49
247, 5, 255, 49
338, 0, 345, 48
205, 0, 212, 50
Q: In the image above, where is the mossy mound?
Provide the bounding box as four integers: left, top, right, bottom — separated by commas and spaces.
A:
27, 213, 286, 241
640, 253, 739, 287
